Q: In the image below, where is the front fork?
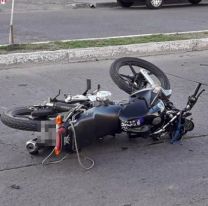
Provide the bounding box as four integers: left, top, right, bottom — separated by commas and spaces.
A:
152, 110, 194, 143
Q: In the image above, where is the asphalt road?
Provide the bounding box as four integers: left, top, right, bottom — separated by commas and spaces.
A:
0, 1, 208, 44
0, 50, 208, 206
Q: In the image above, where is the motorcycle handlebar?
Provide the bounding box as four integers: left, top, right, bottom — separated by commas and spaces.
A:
193, 83, 202, 97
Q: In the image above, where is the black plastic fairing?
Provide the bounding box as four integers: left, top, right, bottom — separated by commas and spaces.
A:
72, 104, 121, 147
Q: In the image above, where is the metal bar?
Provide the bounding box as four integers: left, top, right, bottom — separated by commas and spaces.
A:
140, 69, 156, 87
9, 0, 15, 45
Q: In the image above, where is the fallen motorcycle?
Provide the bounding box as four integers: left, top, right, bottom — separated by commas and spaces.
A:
0, 57, 205, 159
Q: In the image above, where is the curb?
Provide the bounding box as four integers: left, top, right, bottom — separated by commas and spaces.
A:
0, 38, 208, 65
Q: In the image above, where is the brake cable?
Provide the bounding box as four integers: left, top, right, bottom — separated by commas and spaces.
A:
41, 108, 95, 170
70, 120, 95, 170
41, 148, 69, 165
166, 72, 208, 87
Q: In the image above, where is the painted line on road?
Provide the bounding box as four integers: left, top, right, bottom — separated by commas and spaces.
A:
54, 30, 208, 43
1, 30, 208, 47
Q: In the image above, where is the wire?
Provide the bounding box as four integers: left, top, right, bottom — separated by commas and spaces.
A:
166, 72, 208, 86
41, 104, 94, 169
70, 121, 95, 170
41, 148, 69, 165
41, 148, 55, 165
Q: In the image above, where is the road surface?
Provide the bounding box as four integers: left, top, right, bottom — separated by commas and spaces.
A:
0, 0, 208, 44
0, 50, 208, 206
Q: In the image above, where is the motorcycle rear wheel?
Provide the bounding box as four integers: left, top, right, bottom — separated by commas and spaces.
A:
1, 107, 42, 132
110, 57, 171, 95
1, 102, 77, 132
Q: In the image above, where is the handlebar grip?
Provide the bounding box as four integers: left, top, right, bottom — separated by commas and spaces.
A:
193, 83, 202, 97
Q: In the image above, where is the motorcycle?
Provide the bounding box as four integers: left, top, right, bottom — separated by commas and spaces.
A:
0, 57, 205, 159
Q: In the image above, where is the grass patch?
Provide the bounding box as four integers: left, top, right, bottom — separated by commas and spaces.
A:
0, 32, 208, 54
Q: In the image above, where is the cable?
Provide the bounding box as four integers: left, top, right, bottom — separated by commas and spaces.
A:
41, 103, 94, 169
41, 148, 69, 165
70, 121, 95, 170
41, 148, 55, 165
166, 72, 208, 86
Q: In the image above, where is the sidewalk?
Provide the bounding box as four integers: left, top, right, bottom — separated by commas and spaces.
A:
1, 37, 208, 65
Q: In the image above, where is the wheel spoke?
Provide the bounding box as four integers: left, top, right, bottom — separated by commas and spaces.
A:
132, 73, 149, 89
128, 64, 136, 75
120, 74, 133, 85
120, 74, 133, 80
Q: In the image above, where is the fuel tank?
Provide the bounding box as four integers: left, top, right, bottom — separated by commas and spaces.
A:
73, 104, 121, 147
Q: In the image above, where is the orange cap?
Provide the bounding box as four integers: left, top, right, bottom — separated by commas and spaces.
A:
54, 147, 61, 156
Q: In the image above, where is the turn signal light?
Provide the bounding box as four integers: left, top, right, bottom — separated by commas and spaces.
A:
56, 115, 63, 125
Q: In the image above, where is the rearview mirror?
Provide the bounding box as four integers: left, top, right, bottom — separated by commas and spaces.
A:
86, 79, 91, 90
83, 79, 91, 95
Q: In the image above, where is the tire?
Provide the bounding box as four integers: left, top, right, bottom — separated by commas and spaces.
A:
31, 108, 55, 118
145, 0, 163, 9
31, 102, 75, 118
117, 0, 134, 7
188, 0, 201, 4
1, 103, 76, 132
1, 107, 41, 132
110, 57, 171, 95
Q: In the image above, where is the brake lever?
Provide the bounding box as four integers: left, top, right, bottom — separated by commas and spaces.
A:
186, 88, 205, 111
91, 84, 101, 95
193, 83, 202, 97
51, 89, 61, 102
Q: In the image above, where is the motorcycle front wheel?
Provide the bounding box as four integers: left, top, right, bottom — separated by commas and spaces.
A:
110, 57, 171, 95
